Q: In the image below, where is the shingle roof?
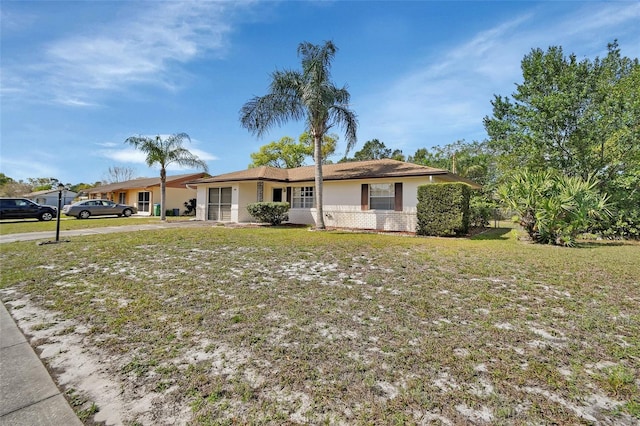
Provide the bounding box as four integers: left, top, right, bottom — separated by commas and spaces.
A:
87, 173, 207, 194
190, 159, 481, 188
196, 166, 290, 183
287, 160, 448, 181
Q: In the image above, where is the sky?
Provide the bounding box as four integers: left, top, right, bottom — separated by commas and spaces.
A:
1, 1, 639, 185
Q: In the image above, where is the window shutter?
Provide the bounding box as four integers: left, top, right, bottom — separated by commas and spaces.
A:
286, 187, 292, 204
394, 182, 403, 211
361, 184, 369, 210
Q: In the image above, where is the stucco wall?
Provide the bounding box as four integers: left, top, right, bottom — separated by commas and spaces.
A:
195, 175, 450, 231
237, 182, 256, 222
96, 187, 195, 216
287, 176, 441, 232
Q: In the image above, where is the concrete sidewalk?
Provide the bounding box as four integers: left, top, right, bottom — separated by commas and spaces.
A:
0, 302, 82, 425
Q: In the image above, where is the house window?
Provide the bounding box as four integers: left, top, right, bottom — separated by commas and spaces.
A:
362, 183, 403, 211
369, 183, 395, 210
208, 187, 232, 221
138, 191, 150, 213
292, 186, 314, 208
118, 192, 126, 204
273, 188, 283, 203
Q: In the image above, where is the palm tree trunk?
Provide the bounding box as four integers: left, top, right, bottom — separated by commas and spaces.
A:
160, 167, 167, 221
314, 134, 325, 229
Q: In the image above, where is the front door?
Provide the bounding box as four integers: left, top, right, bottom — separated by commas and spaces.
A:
138, 191, 150, 213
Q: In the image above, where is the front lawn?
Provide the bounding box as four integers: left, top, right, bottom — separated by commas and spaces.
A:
1, 227, 638, 424
0, 216, 190, 235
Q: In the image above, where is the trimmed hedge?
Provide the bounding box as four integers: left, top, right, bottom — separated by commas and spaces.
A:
246, 202, 290, 225
416, 183, 471, 236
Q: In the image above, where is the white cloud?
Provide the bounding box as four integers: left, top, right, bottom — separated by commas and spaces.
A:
95, 141, 119, 148
98, 140, 217, 169
357, 2, 640, 151
0, 158, 60, 183
99, 148, 149, 164
189, 148, 218, 162
562, 2, 640, 40
3, 1, 248, 106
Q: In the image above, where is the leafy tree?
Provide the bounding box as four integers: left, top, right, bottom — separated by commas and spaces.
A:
340, 139, 405, 163
0, 173, 14, 186
249, 136, 306, 168
390, 149, 406, 161
240, 41, 357, 229
298, 132, 337, 164
0, 180, 31, 197
353, 139, 392, 161
125, 133, 209, 221
498, 169, 610, 246
103, 166, 137, 183
249, 133, 338, 168
69, 183, 94, 194
340, 139, 405, 162
484, 41, 639, 213
408, 140, 497, 187
27, 177, 59, 191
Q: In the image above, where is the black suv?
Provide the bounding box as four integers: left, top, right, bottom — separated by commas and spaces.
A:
0, 198, 58, 221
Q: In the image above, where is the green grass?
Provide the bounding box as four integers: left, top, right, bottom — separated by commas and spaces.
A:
1, 226, 638, 424
0, 216, 191, 235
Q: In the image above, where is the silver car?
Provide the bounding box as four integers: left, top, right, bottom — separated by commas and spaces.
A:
62, 199, 138, 219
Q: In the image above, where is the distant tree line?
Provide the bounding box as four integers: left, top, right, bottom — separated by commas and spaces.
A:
0, 165, 138, 197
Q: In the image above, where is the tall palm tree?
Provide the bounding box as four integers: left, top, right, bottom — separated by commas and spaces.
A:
240, 41, 358, 229
125, 133, 208, 221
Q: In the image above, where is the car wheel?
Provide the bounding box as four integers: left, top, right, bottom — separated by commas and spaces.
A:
39, 212, 54, 221
123, 209, 133, 217
79, 210, 91, 219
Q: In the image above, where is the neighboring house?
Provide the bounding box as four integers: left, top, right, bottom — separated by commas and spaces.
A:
87, 173, 208, 216
24, 189, 78, 207
188, 159, 480, 232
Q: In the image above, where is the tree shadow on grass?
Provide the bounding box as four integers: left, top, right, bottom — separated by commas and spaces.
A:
575, 240, 630, 248
470, 228, 513, 241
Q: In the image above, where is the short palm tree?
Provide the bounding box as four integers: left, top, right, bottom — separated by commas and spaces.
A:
125, 133, 208, 221
240, 41, 358, 229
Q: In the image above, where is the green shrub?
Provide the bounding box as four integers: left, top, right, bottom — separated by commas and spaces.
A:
469, 195, 495, 228
416, 183, 471, 236
246, 202, 290, 225
590, 209, 640, 240
498, 169, 610, 246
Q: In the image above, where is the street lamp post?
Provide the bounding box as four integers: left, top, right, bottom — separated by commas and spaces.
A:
55, 183, 64, 242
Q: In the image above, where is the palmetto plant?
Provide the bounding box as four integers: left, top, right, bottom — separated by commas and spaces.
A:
125, 133, 208, 221
240, 41, 358, 229
498, 169, 610, 246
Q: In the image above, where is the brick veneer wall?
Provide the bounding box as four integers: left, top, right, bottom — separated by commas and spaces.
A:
288, 208, 417, 232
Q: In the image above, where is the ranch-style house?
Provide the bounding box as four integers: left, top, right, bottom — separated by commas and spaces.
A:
188, 159, 480, 232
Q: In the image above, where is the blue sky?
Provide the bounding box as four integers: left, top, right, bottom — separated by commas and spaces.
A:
1, 1, 639, 185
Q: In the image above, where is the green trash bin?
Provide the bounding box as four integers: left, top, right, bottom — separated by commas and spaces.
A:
153, 203, 161, 216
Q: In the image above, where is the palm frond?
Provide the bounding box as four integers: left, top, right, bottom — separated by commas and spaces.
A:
124, 133, 208, 172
